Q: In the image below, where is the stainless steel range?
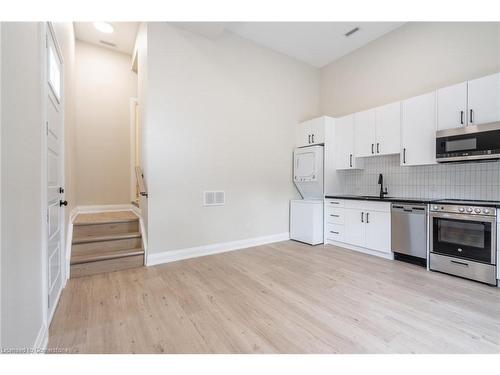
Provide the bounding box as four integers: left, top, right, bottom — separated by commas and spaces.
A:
429, 200, 497, 285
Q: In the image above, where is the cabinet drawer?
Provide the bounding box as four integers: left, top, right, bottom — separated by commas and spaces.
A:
326, 223, 344, 242
325, 207, 344, 224
344, 200, 390, 212
325, 199, 344, 208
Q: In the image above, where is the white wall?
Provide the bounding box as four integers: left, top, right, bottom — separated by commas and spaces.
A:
75, 41, 137, 206
145, 23, 320, 254
1, 22, 45, 349
321, 22, 500, 116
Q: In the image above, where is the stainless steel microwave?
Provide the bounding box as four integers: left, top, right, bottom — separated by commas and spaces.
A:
436, 122, 500, 163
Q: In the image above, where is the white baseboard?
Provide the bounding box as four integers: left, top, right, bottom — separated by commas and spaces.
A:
325, 240, 394, 260
33, 323, 48, 352
147, 232, 290, 266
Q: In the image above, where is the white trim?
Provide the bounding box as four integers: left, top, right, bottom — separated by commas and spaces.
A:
324, 240, 394, 260
33, 323, 48, 352
147, 232, 290, 266
129, 97, 138, 203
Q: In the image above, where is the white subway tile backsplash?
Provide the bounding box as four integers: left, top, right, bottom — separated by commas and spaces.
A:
340, 154, 500, 200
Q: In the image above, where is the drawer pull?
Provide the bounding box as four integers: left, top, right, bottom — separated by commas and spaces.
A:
329, 201, 340, 205
451, 260, 469, 267
329, 214, 339, 217
329, 231, 339, 235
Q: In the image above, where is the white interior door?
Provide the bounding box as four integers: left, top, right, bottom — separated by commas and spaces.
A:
46, 26, 64, 320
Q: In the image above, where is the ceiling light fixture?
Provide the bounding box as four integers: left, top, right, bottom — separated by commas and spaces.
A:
93, 22, 114, 34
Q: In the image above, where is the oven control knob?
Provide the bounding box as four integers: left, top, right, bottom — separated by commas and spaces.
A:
432, 205, 439, 210
466, 207, 473, 213
483, 208, 490, 214
474, 208, 481, 213
458, 207, 465, 213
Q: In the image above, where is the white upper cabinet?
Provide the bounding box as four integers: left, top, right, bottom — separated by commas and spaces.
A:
437, 81, 468, 131
354, 102, 401, 158
375, 102, 401, 155
354, 109, 376, 157
467, 72, 500, 126
296, 117, 326, 147
335, 114, 363, 170
401, 91, 437, 166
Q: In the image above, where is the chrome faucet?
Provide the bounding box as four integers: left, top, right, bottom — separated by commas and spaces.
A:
378, 173, 388, 199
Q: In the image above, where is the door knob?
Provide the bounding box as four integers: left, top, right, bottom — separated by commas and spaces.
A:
59, 200, 68, 207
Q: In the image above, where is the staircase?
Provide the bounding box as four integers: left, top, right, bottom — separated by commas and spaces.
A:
70, 211, 144, 278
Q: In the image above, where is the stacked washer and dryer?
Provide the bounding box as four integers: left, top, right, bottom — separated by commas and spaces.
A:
290, 145, 325, 245
290, 117, 335, 245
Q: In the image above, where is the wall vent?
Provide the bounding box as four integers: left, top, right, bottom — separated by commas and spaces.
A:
203, 191, 225, 206
344, 27, 360, 37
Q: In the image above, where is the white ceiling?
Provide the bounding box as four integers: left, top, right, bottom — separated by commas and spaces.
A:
74, 22, 139, 55
175, 22, 404, 68
226, 22, 405, 68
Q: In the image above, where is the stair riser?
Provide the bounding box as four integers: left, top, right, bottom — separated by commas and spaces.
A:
70, 255, 144, 278
72, 237, 142, 257
73, 221, 139, 238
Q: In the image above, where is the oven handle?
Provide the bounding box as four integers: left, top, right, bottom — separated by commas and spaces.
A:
429, 211, 496, 223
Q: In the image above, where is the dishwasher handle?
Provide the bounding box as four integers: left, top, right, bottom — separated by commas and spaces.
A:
391, 203, 427, 214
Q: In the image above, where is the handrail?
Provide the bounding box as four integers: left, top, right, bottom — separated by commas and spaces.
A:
135, 166, 148, 198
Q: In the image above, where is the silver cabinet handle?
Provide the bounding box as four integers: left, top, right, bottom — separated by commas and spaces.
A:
460, 110, 464, 125
366, 212, 369, 223
308, 134, 311, 143
376, 143, 380, 153
361, 212, 364, 223
311, 134, 315, 143
330, 214, 339, 217
470, 109, 474, 123
350, 154, 353, 168
371, 143, 374, 154
329, 231, 339, 234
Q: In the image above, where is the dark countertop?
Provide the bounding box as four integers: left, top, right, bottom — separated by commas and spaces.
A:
324, 195, 434, 205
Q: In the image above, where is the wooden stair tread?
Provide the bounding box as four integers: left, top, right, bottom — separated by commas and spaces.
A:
73, 232, 141, 244
71, 247, 144, 265
74, 211, 139, 226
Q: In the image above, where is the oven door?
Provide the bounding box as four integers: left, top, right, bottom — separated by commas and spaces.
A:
430, 212, 496, 265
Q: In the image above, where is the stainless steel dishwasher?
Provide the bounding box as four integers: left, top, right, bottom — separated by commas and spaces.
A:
391, 203, 427, 266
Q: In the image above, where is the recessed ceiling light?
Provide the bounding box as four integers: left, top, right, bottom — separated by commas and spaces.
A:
93, 22, 114, 34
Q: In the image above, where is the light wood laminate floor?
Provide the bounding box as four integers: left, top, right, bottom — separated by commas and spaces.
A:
49, 241, 500, 353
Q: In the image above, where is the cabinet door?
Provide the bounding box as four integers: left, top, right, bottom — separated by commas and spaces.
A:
309, 117, 325, 145
375, 102, 401, 155
354, 109, 376, 157
468, 72, 500, 126
344, 209, 366, 247
401, 91, 437, 166
364, 211, 391, 253
437, 81, 467, 130
336, 115, 362, 169
296, 120, 311, 147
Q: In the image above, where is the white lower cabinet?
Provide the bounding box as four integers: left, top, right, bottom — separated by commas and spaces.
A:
364, 210, 391, 254
324, 199, 392, 257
